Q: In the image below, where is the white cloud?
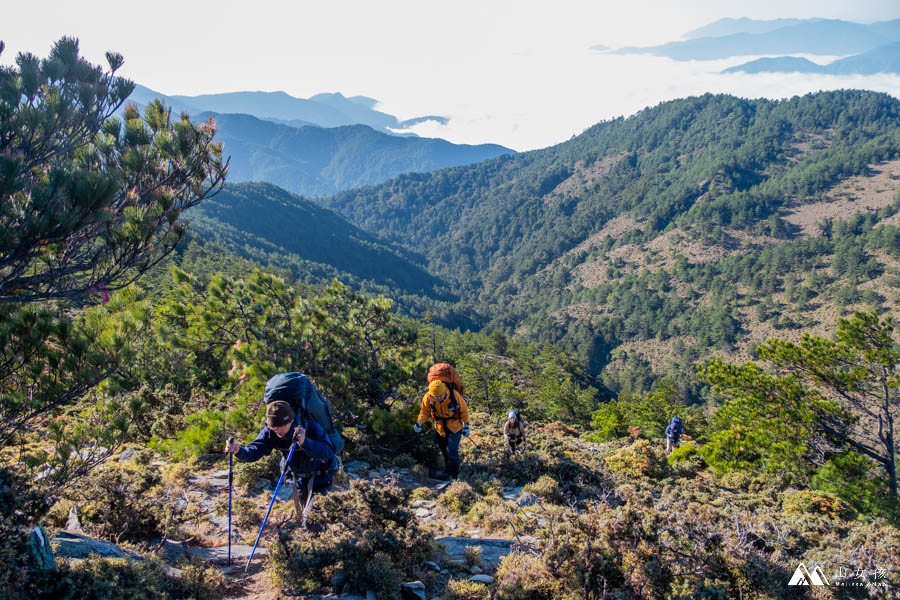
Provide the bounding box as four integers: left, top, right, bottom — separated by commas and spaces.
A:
3, 1, 900, 151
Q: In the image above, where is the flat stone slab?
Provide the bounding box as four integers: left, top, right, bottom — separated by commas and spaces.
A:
157, 540, 266, 564
502, 486, 523, 502
436, 537, 513, 567
53, 531, 146, 561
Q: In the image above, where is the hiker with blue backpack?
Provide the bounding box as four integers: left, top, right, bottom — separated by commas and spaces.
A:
224, 373, 343, 530
665, 416, 683, 454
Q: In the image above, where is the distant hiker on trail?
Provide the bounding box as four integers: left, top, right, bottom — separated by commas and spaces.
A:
414, 363, 470, 480
665, 416, 683, 454
504, 409, 527, 455
225, 373, 343, 527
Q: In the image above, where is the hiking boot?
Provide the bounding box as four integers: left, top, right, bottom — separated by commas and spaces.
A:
431, 471, 453, 481
301, 520, 324, 533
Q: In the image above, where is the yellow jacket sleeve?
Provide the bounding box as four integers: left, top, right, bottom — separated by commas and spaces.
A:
457, 391, 469, 424
417, 394, 432, 424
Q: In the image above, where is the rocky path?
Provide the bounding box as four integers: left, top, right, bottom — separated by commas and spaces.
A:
50, 458, 525, 599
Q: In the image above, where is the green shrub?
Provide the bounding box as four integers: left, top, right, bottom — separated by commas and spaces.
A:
812, 451, 899, 522
667, 442, 706, 476
268, 480, 432, 599
410, 464, 430, 483
495, 553, 559, 600
605, 439, 670, 480
718, 471, 751, 490
522, 475, 564, 503
394, 453, 416, 468
587, 401, 626, 442
464, 545, 483, 568
442, 579, 491, 600
233, 451, 280, 492
77, 462, 165, 542
782, 489, 854, 520
438, 481, 478, 514
23, 557, 221, 600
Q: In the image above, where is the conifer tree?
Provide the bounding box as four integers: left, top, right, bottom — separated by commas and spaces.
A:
0, 37, 227, 449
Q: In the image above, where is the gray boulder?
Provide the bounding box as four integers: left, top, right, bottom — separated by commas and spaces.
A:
400, 581, 426, 600
28, 526, 56, 570
52, 531, 145, 561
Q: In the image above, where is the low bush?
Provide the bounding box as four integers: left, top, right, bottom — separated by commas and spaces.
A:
494, 553, 560, 600
77, 462, 166, 542
438, 481, 478, 514
605, 439, 669, 480
22, 557, 222, 600
522, 475, 564, 504
268, 480, 432, 599
442, 579, 491, 600
782, 489, 854, 521
233, 451, 280, 492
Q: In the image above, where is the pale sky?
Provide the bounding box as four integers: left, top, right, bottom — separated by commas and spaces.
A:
4, 1, 900, 150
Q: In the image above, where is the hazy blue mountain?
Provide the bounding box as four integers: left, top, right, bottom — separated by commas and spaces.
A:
722, 56, 824, 74
682, 17, 816, 40
129, 85, 446, 134
826, 42, 900, 75
615, 19, 900, 61
723, 42, 900, 75
186, 181, 450, 300
199, 112, 513, 196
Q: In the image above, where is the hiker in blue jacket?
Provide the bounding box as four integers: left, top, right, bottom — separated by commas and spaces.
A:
225, 400, 335, 524
665, 416, 683, 454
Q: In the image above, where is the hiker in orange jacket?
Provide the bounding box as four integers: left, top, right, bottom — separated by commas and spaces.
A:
414, 379, 470, 479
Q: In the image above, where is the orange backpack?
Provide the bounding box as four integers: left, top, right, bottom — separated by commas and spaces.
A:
426, 363, 465, 398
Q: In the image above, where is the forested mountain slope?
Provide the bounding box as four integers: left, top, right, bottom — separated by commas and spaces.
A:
202, 112, 512, 196
319, 91, 900, 391
185, 182, 454, 304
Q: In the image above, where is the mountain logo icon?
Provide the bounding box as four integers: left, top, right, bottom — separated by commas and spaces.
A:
788, 563, 830, 586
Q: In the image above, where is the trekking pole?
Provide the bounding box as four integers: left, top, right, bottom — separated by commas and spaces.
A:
245, 440, 298, 573
227, 437, 234, 567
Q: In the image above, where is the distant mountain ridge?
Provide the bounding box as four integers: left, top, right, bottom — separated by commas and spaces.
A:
129, 84, 447, 134
198, 111, 512, 197
128, 86, 511, 197
724, 42, 900, 75
612, 18, 900, 62
682, 17, 817, 40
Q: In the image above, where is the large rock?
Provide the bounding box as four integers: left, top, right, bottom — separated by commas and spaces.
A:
516, 491, 537, 507
52, 531, 145, 561
436, 537, 513, 568
156, 539, 266, 565
65, 504, 85, 534
28, 526, 56, 570
400, 581, 426, 600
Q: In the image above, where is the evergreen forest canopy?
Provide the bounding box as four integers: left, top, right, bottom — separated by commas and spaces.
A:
316, 90, 900, 392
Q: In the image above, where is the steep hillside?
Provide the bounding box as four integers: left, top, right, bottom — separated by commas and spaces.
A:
319, 91, 900, 390
185, 182, 454, 303
201, 113, 512, 196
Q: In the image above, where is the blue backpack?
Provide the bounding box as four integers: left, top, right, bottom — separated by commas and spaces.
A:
667, 417, 683, 438
264, 373, 344, 455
